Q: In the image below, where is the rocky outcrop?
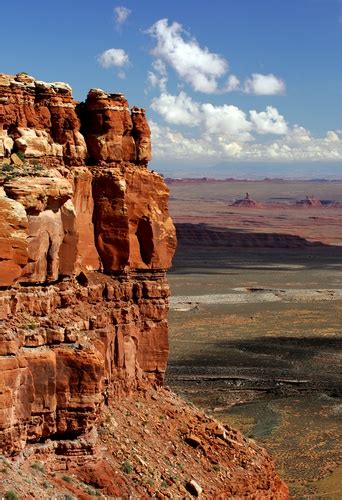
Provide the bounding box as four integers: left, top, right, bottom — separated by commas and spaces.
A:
78, 89, 151, 164
0, 73, 288, 498
0, 73, 176, 454
0, 73, 86, 165
231, 192, 264, 207
296, 195, 323, 207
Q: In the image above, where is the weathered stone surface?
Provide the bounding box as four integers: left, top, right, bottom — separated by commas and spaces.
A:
4, 175, 73, 214
0, 275, 170, 451
0, 190, 28, 286
71, 167, 101, 272
0, 73, 86, 164
131, 107, 152, 163
92, 166, 176, 272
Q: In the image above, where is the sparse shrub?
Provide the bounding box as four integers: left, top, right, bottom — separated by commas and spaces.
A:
16, 151, 25, 161
121, 459, 133, 474
0, 160, 47, 183
27, 322, 38, 331
62, 474, 74, 483
85, 486, 101, 496
30, 460, 45, 472
4, 491, 18, 500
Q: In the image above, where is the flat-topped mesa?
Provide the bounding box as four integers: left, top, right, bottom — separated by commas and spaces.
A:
78, 88, 151, 165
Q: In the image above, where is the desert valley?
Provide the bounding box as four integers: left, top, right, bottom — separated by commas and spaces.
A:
167, 178, 342, 497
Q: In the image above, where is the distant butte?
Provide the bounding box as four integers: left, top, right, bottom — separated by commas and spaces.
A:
296, 195, 323, 207
231, 192, 264, 208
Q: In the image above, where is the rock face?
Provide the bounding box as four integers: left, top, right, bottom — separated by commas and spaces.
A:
0, 72, 176, 453
0, 73, 288, 498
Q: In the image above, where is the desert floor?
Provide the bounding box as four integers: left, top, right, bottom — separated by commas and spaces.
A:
167, 180, 342, 497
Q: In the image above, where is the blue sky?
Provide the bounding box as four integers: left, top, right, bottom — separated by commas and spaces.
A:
2, 0, 342, 177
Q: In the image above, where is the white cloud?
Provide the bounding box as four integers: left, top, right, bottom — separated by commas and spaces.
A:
114, 6, 131, 28
250, 106, 288, 135
147, 18, 228, 93
287, 125, 311, 144
150, 119, 342, 163
325, 130, 340, 142
98, 48, 129, 68
151, 91, 201, 126
152, 91, 281, 141
148, 59, 168, 92
202, 103, 251, 138
244, 73, 286, 95
225, 75, 240, 92
117, 70, 126, 80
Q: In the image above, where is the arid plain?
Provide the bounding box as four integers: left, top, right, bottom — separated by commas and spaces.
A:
166, 179, 342, 498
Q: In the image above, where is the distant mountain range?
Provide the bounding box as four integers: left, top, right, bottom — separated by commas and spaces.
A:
152, 160, 342, 180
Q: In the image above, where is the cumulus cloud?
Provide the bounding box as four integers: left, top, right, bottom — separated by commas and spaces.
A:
287, 125, 311, 144
325, 130, 340, 142
98, 48, 129, 68
151, 91, 294, 142
150, 120, 217, 160
147, 18, 228, 93
250, 106, 288, 135
151, 91, 201, 126
150, 120, 342, 164
202, 103, 251, 137
151, 91, 252, 140
114, 6, 131, 28
244, 73, 286, 95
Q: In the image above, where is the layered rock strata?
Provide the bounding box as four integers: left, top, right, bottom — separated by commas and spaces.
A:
0, 73, 176, 453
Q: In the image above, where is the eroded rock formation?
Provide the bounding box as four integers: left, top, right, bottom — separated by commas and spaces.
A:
0, 73, 176, 453
0, 73, 288, 498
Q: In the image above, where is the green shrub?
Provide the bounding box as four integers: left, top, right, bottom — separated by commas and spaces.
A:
4, 491, 18, 500
62, 475, 74, 483
121, 459, 133, 474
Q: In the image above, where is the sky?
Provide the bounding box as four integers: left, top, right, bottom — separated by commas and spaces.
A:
1, 0, 342, 178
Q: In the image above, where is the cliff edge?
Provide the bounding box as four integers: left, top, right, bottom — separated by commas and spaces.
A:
0, 73, 288, 498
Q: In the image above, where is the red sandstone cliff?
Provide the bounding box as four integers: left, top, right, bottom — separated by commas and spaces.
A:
0, 73, 288, 498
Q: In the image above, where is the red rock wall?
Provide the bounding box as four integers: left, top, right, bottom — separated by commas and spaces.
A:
0, 73, 176, 453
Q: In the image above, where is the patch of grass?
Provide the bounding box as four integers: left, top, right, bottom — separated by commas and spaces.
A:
121, 459, 134, 474
4, 491, 18, 500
